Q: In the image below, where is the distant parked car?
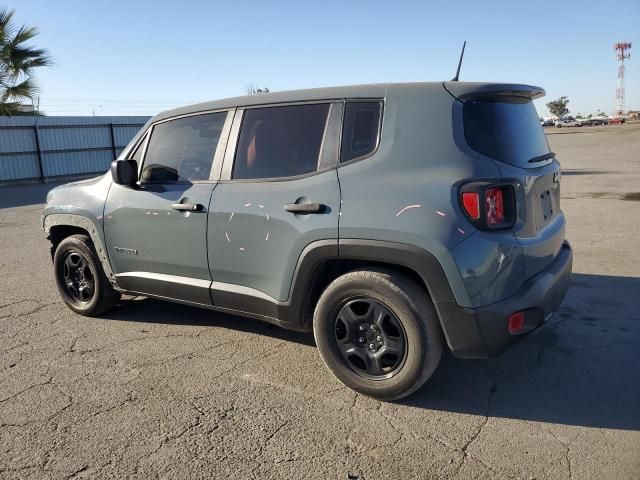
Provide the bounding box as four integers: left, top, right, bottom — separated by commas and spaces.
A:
582, 118, 609, 126
609, 117, 626, 125
540, 118, 555, 127
555, 117, 582, 128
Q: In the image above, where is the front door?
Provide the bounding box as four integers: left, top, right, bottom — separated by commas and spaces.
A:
104, 111, 231, 305
208, 103, 342, 307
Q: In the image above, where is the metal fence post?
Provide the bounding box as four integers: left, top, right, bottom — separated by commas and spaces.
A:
33, 124, 46, 184
109, 123, 117, 159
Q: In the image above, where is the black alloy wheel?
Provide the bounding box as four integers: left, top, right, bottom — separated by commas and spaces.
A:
313, 268, 444, 400
334, 298, 407, 379
53, 234, 120, 316
60, 251, 95, 304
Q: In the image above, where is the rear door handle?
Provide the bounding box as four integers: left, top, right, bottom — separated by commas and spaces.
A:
284, 202, 324, 214
171, 202, 205, 212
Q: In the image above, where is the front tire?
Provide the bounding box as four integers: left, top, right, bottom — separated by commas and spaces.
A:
313, 269, 443, 401
54, 234, 120, 316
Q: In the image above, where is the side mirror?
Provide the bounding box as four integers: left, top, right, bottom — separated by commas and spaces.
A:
110, 160, 138, 186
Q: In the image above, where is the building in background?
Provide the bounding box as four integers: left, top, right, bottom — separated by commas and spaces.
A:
0, 116, 150, 185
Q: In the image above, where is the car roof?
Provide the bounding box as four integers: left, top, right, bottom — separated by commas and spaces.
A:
152, 83, 394, 123
151, 81, 544, 124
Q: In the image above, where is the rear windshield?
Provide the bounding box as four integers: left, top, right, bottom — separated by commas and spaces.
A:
463, 96, 551, 167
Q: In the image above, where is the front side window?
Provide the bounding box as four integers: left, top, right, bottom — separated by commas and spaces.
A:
129, 134, 147, 163
341, 101, 382, 162
232, 104, 330, 180
141, 112, 226, 182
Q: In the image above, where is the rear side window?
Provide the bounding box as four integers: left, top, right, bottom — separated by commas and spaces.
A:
341, 101, 382, 162
141, 112, 226, 182
464, 96, 551, 167
233, 104, 330, 180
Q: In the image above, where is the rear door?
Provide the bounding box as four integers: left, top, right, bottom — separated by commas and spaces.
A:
462, 95, 565, 278
208, 102, 342, 305
104, 111, 232, 305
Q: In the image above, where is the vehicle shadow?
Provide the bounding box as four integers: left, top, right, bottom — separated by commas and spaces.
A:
106, 295, 316, 347
404, 273, 640, 431
104, 273, 640, 431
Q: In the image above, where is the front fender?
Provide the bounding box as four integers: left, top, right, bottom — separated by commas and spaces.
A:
42, 174, 118, 287
43, 213, 119, 287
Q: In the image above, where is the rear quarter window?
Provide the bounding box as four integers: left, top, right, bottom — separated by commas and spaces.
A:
464, 96, 551, 167
341, 101, 382, 162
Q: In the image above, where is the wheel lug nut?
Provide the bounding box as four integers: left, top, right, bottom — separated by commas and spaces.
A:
358, 337, 365, 343
359, 325, 366, 331
370, 325, 376, 330
369, 343, 375, 350
376, 336, 382, 342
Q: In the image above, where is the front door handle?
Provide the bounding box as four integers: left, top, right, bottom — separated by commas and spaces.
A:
171, 202, 204, 212
284, 202, 324, 214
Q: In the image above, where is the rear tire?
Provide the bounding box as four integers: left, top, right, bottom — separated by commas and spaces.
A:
313, 268, 443, 401
54, 234, 120, 316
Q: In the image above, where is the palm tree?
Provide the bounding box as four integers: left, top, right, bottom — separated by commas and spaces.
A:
0, 7, 52, 115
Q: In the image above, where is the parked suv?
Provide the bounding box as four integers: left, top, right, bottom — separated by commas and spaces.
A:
43, 82, 572, 400
555, 117, 582, 127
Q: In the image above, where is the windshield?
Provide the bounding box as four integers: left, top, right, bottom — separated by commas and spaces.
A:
463, 96, 551, 167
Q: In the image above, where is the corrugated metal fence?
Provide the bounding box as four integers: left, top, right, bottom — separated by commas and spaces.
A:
0, 116, 150, 184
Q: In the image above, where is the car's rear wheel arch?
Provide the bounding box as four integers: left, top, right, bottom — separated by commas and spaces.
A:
304, 258, 433, 324
290, 240, 456, 337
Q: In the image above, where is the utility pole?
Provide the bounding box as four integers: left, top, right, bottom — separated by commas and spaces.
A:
614, 42, 631, 116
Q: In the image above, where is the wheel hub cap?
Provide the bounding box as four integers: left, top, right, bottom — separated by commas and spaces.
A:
334, 298, 407, 379
61, 251, 95, 304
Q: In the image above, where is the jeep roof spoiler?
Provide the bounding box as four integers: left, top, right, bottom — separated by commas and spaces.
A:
443, 82, 546, 102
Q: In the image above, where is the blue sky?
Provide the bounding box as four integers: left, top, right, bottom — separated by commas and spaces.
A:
9, 0, 640, 116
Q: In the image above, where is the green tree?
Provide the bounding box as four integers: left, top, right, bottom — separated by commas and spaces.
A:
0, 7, 52, 116
546, 96, 570, 118
246, 82, 270, 95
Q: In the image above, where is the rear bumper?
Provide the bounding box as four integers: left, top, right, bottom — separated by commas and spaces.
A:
437, 241, 573, 359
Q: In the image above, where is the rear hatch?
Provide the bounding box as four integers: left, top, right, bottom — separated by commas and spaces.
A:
446, 82, 565, 279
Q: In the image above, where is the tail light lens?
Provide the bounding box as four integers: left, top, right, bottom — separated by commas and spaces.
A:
508, 311, 525, 334
461, 192, 480, 219
459, 182, 516, 230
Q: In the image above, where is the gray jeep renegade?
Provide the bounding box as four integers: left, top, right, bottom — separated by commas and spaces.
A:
43, 82, 572, 400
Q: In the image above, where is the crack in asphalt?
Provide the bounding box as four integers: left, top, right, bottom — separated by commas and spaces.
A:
450, 369, 513, 479
0, 300, 59, 318
0, 377, 54, 404
64, 465, 88, 479
550, 431, 574, 480
133, 404, 237, 474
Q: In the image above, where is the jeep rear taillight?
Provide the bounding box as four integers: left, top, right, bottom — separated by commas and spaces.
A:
458, 182, 516, 230
461, 192, 480, 219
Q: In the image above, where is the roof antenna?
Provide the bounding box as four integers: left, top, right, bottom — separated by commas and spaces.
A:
451, 41, 466, 81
